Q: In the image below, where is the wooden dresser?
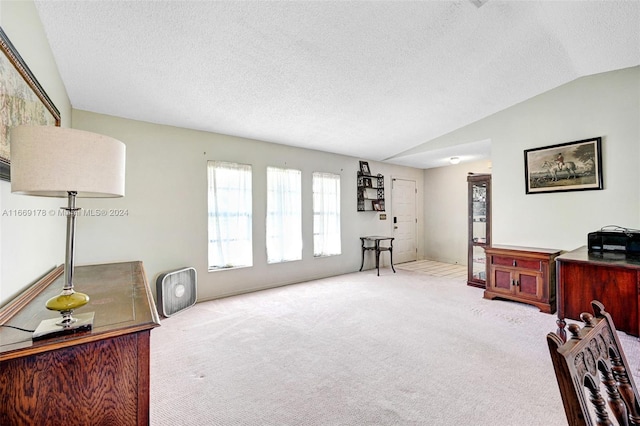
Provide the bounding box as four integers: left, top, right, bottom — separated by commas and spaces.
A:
484, 245, 562, 313
0, 261, 160, 425
556, 246, 640, 338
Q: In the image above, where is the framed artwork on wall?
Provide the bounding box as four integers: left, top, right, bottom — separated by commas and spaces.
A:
524, 137, 603, 194
0, 26, 61, 182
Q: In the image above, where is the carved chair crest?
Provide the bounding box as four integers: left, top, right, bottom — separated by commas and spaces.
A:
547, 300, 640, 426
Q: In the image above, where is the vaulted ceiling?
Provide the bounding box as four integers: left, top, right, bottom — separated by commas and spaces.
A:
34, 0, 639, 168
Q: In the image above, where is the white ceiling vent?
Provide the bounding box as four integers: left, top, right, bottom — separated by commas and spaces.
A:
156, 267, 197, 317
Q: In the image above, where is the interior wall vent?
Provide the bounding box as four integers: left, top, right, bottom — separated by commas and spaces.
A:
156, 267, 197, 317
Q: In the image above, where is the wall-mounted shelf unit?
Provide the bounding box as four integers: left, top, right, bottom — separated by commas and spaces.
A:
357, 173, 385, 212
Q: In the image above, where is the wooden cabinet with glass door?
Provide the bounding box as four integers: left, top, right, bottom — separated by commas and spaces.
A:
467, 173, 491, 288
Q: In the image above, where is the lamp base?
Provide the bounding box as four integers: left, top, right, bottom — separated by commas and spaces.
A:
32, 312, 94, 341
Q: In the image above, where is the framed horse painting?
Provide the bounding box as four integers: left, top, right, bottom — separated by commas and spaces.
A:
524, 137, 603, 194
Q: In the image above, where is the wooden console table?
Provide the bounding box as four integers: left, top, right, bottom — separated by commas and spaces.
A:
484, 245, 561, 313
359, 236, 396, 276
556, 246, 640, 340
0, 261, 160, 425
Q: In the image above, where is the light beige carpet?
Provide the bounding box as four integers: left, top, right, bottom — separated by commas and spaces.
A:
150, 268, 639, 425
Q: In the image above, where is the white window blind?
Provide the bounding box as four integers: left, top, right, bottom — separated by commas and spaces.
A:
266, 167, 302, 263
313, 172, 341, 257
207, 161, 252, 270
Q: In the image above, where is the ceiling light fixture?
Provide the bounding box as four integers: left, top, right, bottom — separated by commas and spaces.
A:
449, 156, 460, 165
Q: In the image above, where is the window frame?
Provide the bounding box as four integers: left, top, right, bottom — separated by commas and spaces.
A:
312, 171, 342, 257
207, 161, 253, 271
266, 166, 303, 264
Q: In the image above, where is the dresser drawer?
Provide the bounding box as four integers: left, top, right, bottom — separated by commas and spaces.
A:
491, 255, 541, 271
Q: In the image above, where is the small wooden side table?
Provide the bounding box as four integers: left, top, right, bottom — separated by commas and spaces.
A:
360, 236, 396, 276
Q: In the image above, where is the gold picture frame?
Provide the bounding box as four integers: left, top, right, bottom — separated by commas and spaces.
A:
0, 26, 60, 182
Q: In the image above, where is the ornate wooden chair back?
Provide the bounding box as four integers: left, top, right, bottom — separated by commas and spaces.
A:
547, 300, 640, 426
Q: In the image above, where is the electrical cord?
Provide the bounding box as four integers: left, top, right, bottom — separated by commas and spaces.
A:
0, 324, 35, 333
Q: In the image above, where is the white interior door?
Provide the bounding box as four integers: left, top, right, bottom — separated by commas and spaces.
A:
391, 178, 417, 264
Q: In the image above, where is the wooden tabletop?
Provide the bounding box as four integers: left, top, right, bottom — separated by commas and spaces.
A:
557, 245, 640, 268
0, 261, 160, 361
487, 244, 562, 255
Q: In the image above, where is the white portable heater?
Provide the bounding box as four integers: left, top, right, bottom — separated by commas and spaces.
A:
156, 267, 197, 317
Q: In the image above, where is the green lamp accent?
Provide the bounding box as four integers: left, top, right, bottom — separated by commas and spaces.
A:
46, 291, 90, 312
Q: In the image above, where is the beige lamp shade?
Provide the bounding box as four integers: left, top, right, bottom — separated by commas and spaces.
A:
10, 125, 125, 198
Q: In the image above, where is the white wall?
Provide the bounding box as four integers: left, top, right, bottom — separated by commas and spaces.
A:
2, 0, 636, 306
0, 0, 423, 306
71, 110, 424, 301
424, 160, 492, 264
0, 0, 72, 305
423, 66, 639, 254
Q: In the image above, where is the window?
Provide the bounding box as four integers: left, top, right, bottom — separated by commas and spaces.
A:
207, 161, 252, 270
313, 172, 341, 257
266, 167, 302, 263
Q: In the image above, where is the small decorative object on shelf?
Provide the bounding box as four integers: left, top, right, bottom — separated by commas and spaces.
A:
357, 162, 384, 212
467, 173, 491, 288
359, 160, 370, 175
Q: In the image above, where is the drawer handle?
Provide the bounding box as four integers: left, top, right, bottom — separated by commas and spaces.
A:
513, 260, 517, 267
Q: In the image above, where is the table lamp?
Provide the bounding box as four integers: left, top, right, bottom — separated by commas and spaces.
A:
10, 125, 125, 340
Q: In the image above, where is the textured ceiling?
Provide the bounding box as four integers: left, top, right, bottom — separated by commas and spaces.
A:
34, 1, 639, 169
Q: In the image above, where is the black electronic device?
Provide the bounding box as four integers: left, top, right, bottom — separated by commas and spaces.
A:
588, 226, 640, 254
